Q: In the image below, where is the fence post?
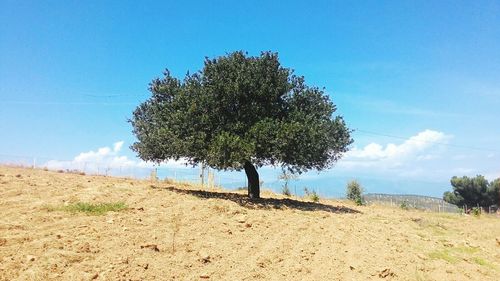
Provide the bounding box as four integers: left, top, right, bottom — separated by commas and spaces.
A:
200, 164, 204, 187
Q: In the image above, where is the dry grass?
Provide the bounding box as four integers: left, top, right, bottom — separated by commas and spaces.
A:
0, 165, 499, 280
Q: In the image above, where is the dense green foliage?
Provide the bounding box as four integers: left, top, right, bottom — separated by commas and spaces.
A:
346, 180, 364, 205
443, 175, 500, 208
130, 51, 352, 198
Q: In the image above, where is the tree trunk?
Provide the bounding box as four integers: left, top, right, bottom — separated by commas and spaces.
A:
244, 161, 260, 199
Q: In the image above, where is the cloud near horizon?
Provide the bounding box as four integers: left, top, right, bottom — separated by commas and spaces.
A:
45, 141, 189, 174
338, 129, 452, 170
44, 130, 455, 181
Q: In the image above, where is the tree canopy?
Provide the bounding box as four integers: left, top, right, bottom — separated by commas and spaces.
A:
443, 175, 500, 208
130, 51, 352, 198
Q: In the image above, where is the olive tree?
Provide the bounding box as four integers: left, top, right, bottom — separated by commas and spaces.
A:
130, 51, 352, 198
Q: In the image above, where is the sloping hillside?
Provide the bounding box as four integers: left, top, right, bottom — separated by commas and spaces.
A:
0, 166, 499, 280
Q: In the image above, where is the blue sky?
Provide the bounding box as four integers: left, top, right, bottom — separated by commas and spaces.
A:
1, 0, 499, 197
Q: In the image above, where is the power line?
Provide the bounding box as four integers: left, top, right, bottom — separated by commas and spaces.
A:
0, 96, 498, 153
83, 93, 148, 98
0, 101, 138, 105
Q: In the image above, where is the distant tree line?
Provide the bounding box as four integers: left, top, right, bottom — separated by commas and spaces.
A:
443, 175, 500, 208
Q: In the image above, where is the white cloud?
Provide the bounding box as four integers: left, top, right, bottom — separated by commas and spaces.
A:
113, 141, 124, 153
339, 129, 452, 170
45, 141, 189, 175
485, 171, 500, 181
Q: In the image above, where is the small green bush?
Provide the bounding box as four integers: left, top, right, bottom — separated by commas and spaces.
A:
346, 180, 364, 205
400, 200, 409, 210
471, 207, 481, 217
310, 190, 320, 202
303, 187, 320, 202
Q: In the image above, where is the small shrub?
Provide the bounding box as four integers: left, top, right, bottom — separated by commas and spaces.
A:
281, 185, 291, 197
303, 187, 319, 202
310, 190, 320, 202
279, 170, 297, 197
471, 207, 481, 217
354, 197, 364, 206
400, 200, 409, 210
346, 180, 364, 205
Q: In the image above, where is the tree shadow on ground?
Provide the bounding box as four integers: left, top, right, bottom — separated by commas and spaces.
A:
154, 185, 360, 214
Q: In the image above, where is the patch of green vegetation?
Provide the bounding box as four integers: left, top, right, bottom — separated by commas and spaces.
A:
416, 219, 450, 236
428, 245, 495, 269
454, 246, 480, 255
428, 250, 458, 263
45, 202, 127, 215
64, 202, 127, 215
472, 257, 497, 270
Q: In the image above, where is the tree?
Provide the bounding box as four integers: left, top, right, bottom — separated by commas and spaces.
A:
130, 51, 352, 198
346, 180, 364, 205
443, 190, 463, 206
443, 175, 495, 208
488, 179, 500, 206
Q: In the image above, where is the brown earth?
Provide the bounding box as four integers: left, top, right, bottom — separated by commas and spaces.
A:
0, 166, 499, 280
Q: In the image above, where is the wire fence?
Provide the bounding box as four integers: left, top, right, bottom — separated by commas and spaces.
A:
1, 153, 487, 214
0, 153, 248, 189
363, 193, 460, 213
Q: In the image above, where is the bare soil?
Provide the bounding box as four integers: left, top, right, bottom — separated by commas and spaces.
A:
1, 166, 499, 280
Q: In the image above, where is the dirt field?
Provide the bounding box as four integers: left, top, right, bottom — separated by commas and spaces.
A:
1, 166, 499, 280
